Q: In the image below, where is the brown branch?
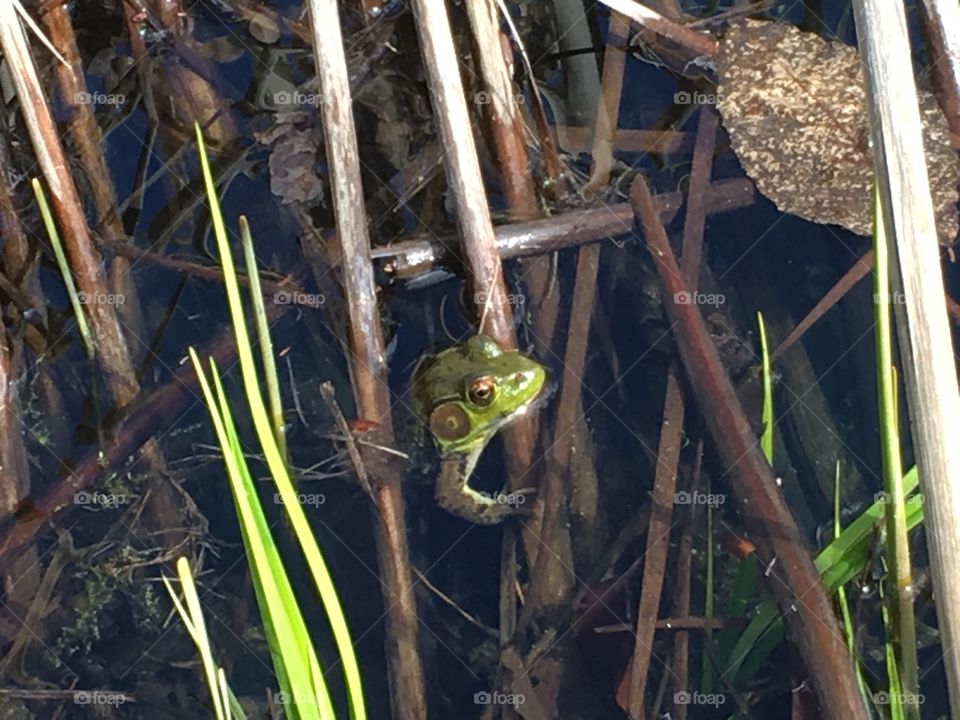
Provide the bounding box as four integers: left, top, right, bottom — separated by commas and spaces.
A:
625, 105, 717, 719
602, 0, 719, 58
770, 250, 873, 363
630, 174, 867, 720
0, 4, 139, 408
0, 296, 293, 567
309, 1, 426, 717
376, 179, 755, 280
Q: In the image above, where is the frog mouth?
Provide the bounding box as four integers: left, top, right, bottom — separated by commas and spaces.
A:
533, 377, 558, 407
502, 378, 554, 425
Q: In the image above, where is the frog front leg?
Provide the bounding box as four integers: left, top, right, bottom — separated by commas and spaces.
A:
435, 451, 533, 524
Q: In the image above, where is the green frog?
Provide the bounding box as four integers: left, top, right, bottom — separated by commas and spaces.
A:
410, 335, 548, 524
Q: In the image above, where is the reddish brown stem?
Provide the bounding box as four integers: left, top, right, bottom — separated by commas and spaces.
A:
630, 174, 867, 720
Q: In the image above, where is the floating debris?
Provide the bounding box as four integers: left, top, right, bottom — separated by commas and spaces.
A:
716, 19, 959, 245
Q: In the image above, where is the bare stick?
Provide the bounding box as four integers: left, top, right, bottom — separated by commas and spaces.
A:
627, 106, 717, 719
376, 178, 755, 280
853, 0, 960, 714
918, 0, 960, 140
600, 0, 718, 57
307, 0, 426, 717
409, 0, 518, 345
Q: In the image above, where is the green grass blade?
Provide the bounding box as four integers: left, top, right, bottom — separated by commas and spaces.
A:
190, 350, 328, 720
872, 182, 918, 717
715, 556, 758, 673
723, 467, 922, 683
161, 558, 237, 720
31, 178, 95, 360
196, 125, 365, 719
239, 215, 287, 460
833, 462, 871, 710
757, 311, 774, 463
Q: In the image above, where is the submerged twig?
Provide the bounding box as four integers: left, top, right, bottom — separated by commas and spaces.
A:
376, 179, 755, 280
318, 383, 372, 499
630, 173, 868, 720
626, 106, 718, 719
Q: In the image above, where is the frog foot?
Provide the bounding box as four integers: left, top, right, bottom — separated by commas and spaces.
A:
436, 456, 535, 525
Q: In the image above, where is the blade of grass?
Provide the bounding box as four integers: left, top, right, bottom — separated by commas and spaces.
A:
757, 312, 773, 463
833, 462, 871, 709
196, 125, 366, 720
32, 178, 94, 360
239, 216, 287, 460
161, 557, 241, 720
873, 182, 918, 717
724, 467, 922, 682
880, 562, 906, 720
191, 350, 327, 720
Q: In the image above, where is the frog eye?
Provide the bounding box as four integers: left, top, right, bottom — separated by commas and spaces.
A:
467, 376, 496, 407
429, 402, 471, 442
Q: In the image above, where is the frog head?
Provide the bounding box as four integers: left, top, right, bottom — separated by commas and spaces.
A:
410, 335, 547, 455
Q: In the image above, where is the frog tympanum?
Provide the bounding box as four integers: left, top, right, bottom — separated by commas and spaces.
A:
410, 335, 547, 524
